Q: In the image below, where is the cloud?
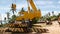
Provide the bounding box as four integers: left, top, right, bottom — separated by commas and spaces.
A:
35, 1, 53, 5
58, 1, 60, 4
1, 14, 7, 20
17, 4, 27, 10
41, 11, 60, 16
54, 11, 60, 15
0, 0, 6, 4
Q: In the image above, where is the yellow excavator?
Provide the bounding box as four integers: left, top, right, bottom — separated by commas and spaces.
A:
16, 0, 41, 21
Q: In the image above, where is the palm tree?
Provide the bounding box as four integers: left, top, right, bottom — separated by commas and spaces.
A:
48, 12, 50, 16
9, 15, 16, 23
52, 11, 54, 16
6, 12, 10, 23
4, 17, 6, 23
7, 12, 10, 19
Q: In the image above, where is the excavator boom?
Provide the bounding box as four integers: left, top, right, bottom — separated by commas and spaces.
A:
28, 0, 37, 12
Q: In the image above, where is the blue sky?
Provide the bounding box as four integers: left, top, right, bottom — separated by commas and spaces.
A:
0, 0, 60, 20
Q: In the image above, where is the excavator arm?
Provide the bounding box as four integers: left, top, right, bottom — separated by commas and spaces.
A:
28, 0, 41, 18
28, 0, 37, 12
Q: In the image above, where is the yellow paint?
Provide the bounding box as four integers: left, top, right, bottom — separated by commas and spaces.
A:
16, 0, 41, 20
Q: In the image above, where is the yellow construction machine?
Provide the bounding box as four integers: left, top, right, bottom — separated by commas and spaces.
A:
16, 0, 41, 20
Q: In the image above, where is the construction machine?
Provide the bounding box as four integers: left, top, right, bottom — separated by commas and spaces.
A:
16, 0, 41, 21
5, 0, 49, 33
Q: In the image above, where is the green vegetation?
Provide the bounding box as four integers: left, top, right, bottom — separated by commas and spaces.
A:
21, 8, 25, 12
9, 15, 17, 23
40, 12, 60, 21
32, 17, 39, 24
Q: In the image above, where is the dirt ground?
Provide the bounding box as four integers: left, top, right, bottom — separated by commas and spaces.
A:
42, 21, 60, 34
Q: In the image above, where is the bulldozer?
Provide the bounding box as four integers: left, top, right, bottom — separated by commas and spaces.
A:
16, 0, 41, 21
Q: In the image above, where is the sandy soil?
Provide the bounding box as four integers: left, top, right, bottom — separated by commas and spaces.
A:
43, 21, 60, 34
